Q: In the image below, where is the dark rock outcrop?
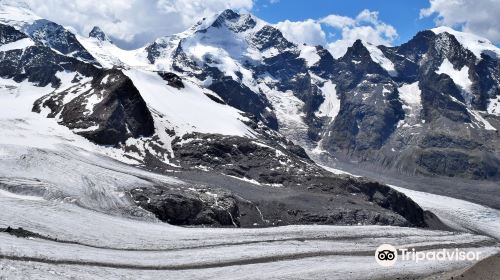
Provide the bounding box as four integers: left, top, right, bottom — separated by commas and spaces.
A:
33, 69, 155, 145
129, 186, 247, 227
158, 71, 184, 89
25, 19, 96, 63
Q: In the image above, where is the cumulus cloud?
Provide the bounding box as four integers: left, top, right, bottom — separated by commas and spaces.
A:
275, 19, 326, 46
275, 9, 398, 58
18, 0, 254, 49
420, 0, 500, 44
320, 14, 355, 29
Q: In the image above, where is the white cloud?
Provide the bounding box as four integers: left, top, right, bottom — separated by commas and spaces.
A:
420, 0, 500, 44
320, 14, 355, 29
276, 9, 398, 58
17, 0, 254, 49
275, 19, 326, 46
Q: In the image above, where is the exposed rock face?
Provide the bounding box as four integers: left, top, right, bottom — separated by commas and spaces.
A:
25, 19, 96, 63
128, 174, 430, 228
0, 24, 27, 44
129, 186, 243, 227
319, 40, 405, 153
207, 77, 279, 130
157, 71, 184, 89
361, 30, 500, 179
165, 132, 429, 227
171, 133, 320, 185
33, 69, 155, 145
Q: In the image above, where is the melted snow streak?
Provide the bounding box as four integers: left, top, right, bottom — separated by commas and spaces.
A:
397, 82, 423, 128
398, 82, 421, 107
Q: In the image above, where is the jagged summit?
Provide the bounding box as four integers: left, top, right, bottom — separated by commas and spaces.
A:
431, 26, 500, 59
89, 26, 112, 43
342, 39, 371, 58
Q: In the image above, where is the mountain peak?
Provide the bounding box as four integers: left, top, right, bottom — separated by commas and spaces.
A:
89, 26, 112, 43
219, 9, 240, 20
342, 39, 371, 59
431, 26, 500, 59
208, 9, 259, 33
211, 9, 240, 27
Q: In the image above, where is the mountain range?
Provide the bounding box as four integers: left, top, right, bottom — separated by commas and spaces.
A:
0, 4, 499, 228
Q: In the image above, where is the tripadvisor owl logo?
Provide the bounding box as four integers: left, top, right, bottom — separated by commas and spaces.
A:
375, 244, 397, 267
374, 244, 481, 267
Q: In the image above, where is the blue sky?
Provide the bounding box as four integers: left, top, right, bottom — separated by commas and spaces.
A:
253, 0, 436, 45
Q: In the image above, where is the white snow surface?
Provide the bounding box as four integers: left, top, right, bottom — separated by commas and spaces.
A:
392, 185, 500, 240
362, 41, 397, 77
76, 35, 150, 69
432, 26, 500, 59
0, 173, 497, 279
125, 69, 253, 137
436, 58, 473, 93
0, 37, 34, 51
265, 87, 308, 140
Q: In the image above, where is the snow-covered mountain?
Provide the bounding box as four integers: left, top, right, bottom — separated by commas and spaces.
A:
0, 3, 498, 224
0, 3, 440, 229
1, 4, 500, 278
69, 8, 499, 180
